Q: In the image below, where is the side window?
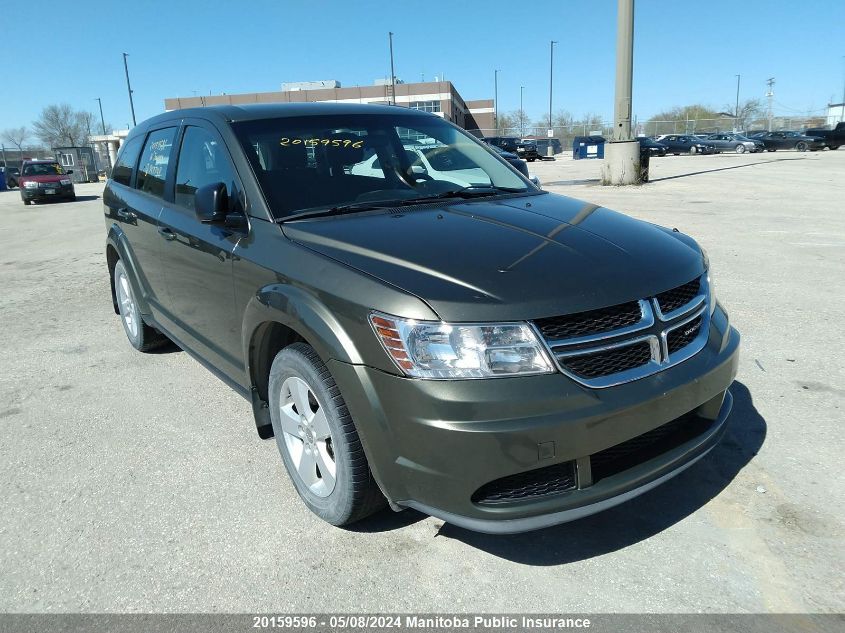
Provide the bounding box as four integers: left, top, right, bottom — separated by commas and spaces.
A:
111, 136, 143, 187
136, 127, 177, 199
174, 126, 239, 211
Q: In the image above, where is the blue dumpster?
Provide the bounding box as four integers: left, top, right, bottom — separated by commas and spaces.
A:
0, 168, 6, 191
572, 135, 606, 159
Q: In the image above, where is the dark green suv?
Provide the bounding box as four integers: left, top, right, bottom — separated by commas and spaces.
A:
103, 103, 739, 533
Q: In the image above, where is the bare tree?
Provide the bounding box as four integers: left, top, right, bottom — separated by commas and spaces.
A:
725, 98, 763, 131
1, 126, 29, 161
32, 104, 87, 148
495, 111, 517, 134
78, 111, 97, 142
553, 109, 575, 129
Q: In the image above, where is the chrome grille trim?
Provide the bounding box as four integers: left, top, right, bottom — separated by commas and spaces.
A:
654, 292, 705, 322
541, 300, 654, 348
534, 274, 710, 388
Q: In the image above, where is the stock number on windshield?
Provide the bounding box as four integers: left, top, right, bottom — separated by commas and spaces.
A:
279, 137, 364, 148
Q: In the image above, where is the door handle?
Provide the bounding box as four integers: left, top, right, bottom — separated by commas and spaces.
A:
115, 207, 134, 221
157, 227, 177, 241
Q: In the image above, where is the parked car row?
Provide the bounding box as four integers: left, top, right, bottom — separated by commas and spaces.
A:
482, 136, 541, 162
694, 134, 764, 154
746, 130, 827, 152
804, 122, 845, 150
637, 128, 841, 156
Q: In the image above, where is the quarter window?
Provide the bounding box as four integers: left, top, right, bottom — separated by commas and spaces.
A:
111, 136, 143, 187
175, 127, 238, 211
136, 127, 177, 199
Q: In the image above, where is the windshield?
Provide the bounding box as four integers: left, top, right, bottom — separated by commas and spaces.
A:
234, 113, 532, 218
22, 163, 65, 176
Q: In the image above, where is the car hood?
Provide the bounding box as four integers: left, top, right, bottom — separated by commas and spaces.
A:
282, 193, 705, 321
21, 175, 66, 184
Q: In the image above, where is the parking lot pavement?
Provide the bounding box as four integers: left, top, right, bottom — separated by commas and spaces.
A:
1, 151, 843, 614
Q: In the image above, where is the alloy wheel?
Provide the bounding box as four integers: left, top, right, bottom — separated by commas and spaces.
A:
278, 376, 337, 497
116, 269, 139, 339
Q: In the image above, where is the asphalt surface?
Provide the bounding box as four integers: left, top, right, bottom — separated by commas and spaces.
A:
1, 149, 843, 613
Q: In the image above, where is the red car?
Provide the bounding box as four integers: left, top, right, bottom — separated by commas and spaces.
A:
19, 160, 76, 205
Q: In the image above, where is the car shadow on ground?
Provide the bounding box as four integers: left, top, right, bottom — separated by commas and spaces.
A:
649, 157, 806, 182
354, 381, 765, 562
147, 340, 183, 354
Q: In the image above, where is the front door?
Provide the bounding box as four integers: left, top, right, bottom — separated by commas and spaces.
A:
156, 123, 247, 384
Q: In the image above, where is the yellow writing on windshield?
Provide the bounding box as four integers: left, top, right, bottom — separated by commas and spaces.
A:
280, 137, 364, 149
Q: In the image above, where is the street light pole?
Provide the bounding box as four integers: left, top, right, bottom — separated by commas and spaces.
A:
548, 40, 558, 157
520, 86, 525, 137
734, 74, 741, 131
494, 69, 500, 132
388, 32, 397, 106
840, 55, 844, 123
123, 53, 136, 127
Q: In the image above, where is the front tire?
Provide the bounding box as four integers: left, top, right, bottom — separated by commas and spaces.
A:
689, 146, 697, 155
113, 260, 168, 352
268, 343, 385, 526
795, 141, 808, 152
735, 144, 746, 154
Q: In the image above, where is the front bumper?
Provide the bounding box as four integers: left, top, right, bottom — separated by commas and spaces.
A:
21, 184, 75, 201
330, 304, 739, 533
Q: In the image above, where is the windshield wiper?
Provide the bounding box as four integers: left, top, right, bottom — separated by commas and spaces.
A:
277, 187, 528, 223
394, 185, 527, 205
276, 202, 390, 223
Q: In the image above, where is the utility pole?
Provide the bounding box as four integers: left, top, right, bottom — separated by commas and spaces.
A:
95, 97, 112, 175
494, 69, 500, 133
602, 0, 640, 185
388, 32, 397, 106
520, 86, 525, 137
123, 53, 136, 126
734, 74, 741, 131
548, 40, 558, 157
841, 55, 844, 123
766, 77, 775, 131
95, 97, 107, 134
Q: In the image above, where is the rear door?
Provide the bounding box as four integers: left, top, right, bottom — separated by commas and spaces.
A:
156, 121, 247, 383
104, 127, 177, 320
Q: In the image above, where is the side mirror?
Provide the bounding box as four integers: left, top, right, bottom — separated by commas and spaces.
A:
195, 182, 228, 223
66, 170, 74, 174
410, 165, 427, 175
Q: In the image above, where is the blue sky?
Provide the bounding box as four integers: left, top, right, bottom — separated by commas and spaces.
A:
1, 0, 843, 133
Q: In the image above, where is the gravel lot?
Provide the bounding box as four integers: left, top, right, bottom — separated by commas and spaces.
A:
1, 149, 843, 613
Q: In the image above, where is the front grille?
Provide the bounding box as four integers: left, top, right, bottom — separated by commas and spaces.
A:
561, 341, 651, 379
533, 274, 707, 386
656, 278, 701, 314
534, 301, 642, 341
667, 316, 703, 354
472, 461, 576, 505
590, 413, 713, 484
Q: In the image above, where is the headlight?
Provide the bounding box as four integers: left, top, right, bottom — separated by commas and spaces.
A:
60, 179, 71, 186
24, 181, 38, 189
370, 313, 554, 379
700, 247, 716, 314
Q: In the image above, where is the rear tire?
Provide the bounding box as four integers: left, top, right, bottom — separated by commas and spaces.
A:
268, 343, 386, 527
113, 260, 168, 352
